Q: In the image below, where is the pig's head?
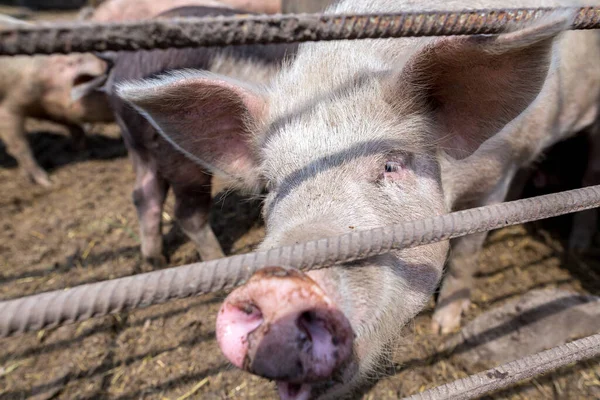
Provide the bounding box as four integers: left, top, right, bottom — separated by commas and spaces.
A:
118, 11, 570, 400
40, 53, 113, 124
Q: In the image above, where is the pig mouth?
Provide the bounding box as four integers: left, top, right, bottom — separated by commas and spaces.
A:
216, 267, 355, 399
277, 382, 312, 400
276, 369, 355, 400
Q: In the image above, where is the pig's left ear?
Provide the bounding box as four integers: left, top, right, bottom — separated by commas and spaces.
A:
118, 71, 266, 192
70, 54, 111, 102
397, 10, 574, 160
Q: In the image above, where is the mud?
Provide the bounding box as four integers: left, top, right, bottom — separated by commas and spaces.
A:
0, 7, 599, 400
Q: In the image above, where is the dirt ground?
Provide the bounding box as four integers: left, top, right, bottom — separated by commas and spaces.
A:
1, 6, 599, 400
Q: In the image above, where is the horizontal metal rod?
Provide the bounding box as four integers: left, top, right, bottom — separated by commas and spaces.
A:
0, 7, 598, 55
1, 184, 599, 338
402, 332, 600, 400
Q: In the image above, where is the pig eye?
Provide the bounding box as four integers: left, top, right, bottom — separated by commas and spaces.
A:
384, 161, 401, 173
380, 158, 407, 182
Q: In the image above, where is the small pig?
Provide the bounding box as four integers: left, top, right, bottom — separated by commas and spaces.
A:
94, 5, 296, 265
119, 0, 600, 398
0, 17, 113, 187
1, 0, 282, 188
281, 0, 337, 13
86, 0, 281, 21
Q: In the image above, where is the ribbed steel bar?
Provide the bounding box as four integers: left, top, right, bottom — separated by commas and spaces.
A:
1, 184, 599, 338
0, 7, 598, 55
402, 332, 600, 400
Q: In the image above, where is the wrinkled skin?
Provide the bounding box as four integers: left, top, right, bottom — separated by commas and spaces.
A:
118, 0, 600, 398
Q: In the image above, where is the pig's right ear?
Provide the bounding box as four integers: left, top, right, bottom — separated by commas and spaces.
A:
395, 10, 574, 160
117, 71, 266, 192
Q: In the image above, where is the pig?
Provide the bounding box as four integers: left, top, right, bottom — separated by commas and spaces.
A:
118, 0, 600, 398
281, 0, 337, 13
0, 0, 283, 188
0, 17, 113, 187
86, 0, 281, 21
92, 5, 296, 265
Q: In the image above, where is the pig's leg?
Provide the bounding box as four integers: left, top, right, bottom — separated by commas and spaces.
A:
432, 175, 514, 334
172, 182, 225, 261
0, 105, 51, 187
66, 123, 87, 152
432, 233, 485, 334
131, 151, 169, 266
569, 120, 600, 252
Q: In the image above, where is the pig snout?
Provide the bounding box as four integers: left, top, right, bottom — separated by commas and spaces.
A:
216, 267, 354, 386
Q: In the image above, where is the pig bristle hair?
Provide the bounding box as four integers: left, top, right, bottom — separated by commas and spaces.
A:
117, 68, 267, 104
208, 54, 281, 87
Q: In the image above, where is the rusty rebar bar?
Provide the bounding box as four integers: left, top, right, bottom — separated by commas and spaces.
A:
0, 7, 598, 56
402, 332, 600, 400
1, 184, 600, 338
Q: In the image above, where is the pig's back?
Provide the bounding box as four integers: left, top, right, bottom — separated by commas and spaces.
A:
0, 56, 43, 105
89, 0, 232, 22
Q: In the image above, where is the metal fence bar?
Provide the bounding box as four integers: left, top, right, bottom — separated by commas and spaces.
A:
0, 7, 598, 55
1, 184, 599, 338
402, 332, 600, 400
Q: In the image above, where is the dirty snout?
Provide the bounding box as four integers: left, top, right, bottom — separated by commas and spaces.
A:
216, 267, 353, 393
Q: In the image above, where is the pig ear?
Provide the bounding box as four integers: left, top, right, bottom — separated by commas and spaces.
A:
117, 71, 265, 191
399, 11, 573, 160
70, 55, 110, 102
70, 74, 109, 102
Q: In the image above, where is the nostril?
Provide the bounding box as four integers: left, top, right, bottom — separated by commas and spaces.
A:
216, 301, 264, 369
297, 311, 315, 342
229, 301, 263, 329
287, 383, 302, 397
238, 302, 261, 318
300, 310, 316, 324
297, 310, 331, 346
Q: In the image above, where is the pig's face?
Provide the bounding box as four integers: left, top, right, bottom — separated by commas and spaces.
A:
120, 70, 449, 399
259, 87, 445, 246
252, 87, 449, 398
118, 10, 570, 398
40, 54, 113, 124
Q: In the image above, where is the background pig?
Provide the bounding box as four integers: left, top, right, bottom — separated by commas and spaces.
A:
95, 5, 296, 265
0, 0, 282, 188
86, 0, 281, 21
0, 16, 113, 187
281, 0, 337, 13
119, 0, 600, 398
